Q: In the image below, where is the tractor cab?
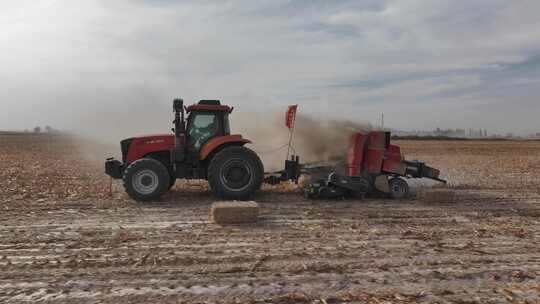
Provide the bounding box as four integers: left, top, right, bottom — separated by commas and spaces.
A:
184, 100, 232, 151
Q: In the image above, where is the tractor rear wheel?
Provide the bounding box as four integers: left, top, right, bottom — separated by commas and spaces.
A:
388, 178, 409, 199
207, 146, 264, 200
123, 158, 170, 201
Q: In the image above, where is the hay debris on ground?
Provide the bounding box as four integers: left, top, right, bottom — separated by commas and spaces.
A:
210, 201, 259, 224
417, 188, 457, 203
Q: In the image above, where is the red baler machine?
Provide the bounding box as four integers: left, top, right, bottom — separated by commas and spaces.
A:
302, 131, 446, 199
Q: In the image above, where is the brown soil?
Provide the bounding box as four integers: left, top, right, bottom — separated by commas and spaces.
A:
0, 134, 539, 303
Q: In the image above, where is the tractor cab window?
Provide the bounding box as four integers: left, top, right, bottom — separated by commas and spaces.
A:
188, 113, 219, 150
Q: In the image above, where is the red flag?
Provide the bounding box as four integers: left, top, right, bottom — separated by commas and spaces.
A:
285, 105, 298, 129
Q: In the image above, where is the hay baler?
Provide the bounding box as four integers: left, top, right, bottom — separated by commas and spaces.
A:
302, 131, 446, 199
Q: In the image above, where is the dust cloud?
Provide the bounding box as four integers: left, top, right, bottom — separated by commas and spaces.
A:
57, 95, 173, 163
60, 102, 372, 172
233, 112, 372, 171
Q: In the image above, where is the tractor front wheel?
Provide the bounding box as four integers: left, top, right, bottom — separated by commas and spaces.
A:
123, 159, 171, 202
388, 178, 409, 199
207, 146, 264, 200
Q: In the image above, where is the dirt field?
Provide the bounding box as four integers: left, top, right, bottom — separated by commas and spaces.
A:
0, 134, 539, 303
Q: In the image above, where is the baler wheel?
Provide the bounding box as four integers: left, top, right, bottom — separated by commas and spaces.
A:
388, 178, 409, 199
123, 158, 170, 201
207, 146, 264, 200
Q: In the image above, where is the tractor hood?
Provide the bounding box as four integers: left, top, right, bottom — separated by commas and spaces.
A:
131, 134, 174, 141
123, 134, 175, 164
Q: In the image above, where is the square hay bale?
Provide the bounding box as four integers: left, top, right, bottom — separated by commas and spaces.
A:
210, 201, 259, 224
417, 188, 457, 204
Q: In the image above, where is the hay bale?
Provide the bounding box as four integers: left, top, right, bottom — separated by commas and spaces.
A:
210, 201, 259, 224
418, 188, 457, 203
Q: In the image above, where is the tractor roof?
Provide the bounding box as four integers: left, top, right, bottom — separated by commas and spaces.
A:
186, 100, 233, 113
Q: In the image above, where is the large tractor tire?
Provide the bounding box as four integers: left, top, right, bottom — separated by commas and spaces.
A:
145, 153, 175, 192
123, 158, 171, 202
388, 177, 409, 199
207, 146, 264, 200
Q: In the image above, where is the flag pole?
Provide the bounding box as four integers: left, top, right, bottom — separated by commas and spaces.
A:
287, 121, 295, 159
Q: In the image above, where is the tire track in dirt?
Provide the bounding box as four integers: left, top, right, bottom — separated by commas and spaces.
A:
0, 191, 539, 303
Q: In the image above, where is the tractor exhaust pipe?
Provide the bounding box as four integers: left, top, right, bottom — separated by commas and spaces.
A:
173, 98, 185, 148
172, 98, 186, 163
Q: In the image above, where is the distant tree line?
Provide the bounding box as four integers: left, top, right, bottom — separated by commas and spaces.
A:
29, 125, 58, 134
394, 128, 490, 138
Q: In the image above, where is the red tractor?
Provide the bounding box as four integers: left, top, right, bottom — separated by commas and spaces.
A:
106, 99, 265, 201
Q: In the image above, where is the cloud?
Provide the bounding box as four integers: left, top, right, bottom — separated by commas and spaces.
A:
0, 0, 539, 136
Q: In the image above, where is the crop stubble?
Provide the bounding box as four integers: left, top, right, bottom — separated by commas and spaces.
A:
0, 134, 539, 303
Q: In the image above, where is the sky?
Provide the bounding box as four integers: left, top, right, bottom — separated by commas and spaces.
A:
0, 0, 539, 137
